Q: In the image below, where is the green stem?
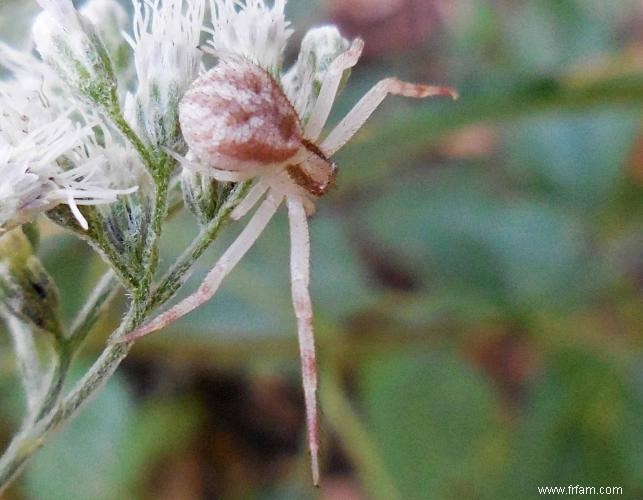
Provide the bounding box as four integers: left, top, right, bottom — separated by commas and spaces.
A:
320, 370, 400, 500
68, 270, 120, 350
36, 271, 121, 422
85, 225, 138, 290
0, 185, 248, 493
137, 172, 170, 301
110, 112, 156, 176
5, 316, 43, 416
150, 181, 251, 309
33, 347, 72, 423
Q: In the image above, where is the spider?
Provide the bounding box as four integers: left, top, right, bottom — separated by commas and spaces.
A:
122, 38, 456, 484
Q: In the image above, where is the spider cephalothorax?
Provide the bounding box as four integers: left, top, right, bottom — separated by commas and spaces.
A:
124, 36, 456, 485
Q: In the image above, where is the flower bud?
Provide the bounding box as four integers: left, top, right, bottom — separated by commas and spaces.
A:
282, 26, 350, 125
33, 0, 118, 111
0, 229, 63, 338
128, 0, 204, 151
181, 169, 227, 225
81, 0, 131, 77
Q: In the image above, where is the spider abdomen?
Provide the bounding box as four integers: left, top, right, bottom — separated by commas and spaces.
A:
179, 57, 303, 170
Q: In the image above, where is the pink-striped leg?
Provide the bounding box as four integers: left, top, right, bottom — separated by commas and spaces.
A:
321, 78, 458, 156
117, 193, 283, 343
287, 197, 320, 485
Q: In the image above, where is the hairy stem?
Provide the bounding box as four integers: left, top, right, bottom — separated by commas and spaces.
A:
138, 170, 170, 300
110, 111, 156, 177
32, 347, 72, 423
150, 181, 251, 309
6, 316, 44, 416
68, 271, 120, 349
0, 185, 248, 493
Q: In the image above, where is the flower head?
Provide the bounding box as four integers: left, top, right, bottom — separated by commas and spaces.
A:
127, 0, 205, 149
0, 105, 137, 233
206, 0, 292, 74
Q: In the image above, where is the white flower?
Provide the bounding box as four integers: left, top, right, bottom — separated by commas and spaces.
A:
126, 0, 205, 148
0, 40, 64, 115
0, 109, 137, 233
206, 0, 292, 74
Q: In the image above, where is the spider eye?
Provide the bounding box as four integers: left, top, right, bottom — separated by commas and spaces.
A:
179, 57, 303, 171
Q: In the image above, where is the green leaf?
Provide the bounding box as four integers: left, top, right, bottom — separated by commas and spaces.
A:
25, 370, 135, 500
505, 112, 638, 206
116, 398, 204, 489
361, 352, 503, 499
360, 171, 591, 311
499, 348, 643, 495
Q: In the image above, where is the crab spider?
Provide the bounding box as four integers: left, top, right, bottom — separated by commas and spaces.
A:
121, 38, 456, 484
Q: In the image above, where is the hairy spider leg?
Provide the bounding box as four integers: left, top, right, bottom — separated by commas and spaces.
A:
207, 168, 262, 183
230, 181, 269, 220
287, 196, 319, 486
162, 146, 266, 183
119, 193, 283, 342
321, 78, 459, 156
304, 38, 365, 141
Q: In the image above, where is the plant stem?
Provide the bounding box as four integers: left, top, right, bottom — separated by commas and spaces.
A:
320, 370, 400, 500
0, 185, 248, 493
110, 112, 156, 177
0, 306, 138, 494
85, 224, 138, 290
150, 181, 251, 309
138, 171, 170, 300
33, 347, 72, 423
6, 316, 43, 416
68, 270, 120, 349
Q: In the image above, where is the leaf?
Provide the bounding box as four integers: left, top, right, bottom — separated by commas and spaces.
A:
116, 398, 204, 489
505, 112, 638, 206
499, 348, 643, 495
25, 370, 134, 500
361, 351, 503, 499
501, 0, 617, 73
360, 171, 591, 311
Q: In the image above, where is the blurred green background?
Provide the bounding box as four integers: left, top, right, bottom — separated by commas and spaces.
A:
2, 0, 643, 498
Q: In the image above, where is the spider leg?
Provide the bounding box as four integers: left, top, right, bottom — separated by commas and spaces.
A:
230, 181, 268, 220
117, 192, 283, 343
304, 38, 365, 141
321, 79, 458, 156
162, 146, 263, 183
208, 168, 261, 183
287, 197, 320, 486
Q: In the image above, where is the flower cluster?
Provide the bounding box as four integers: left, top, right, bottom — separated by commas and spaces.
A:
122, 0, 456, 485
0, 0, 139, 234
0, 0, 455, 488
